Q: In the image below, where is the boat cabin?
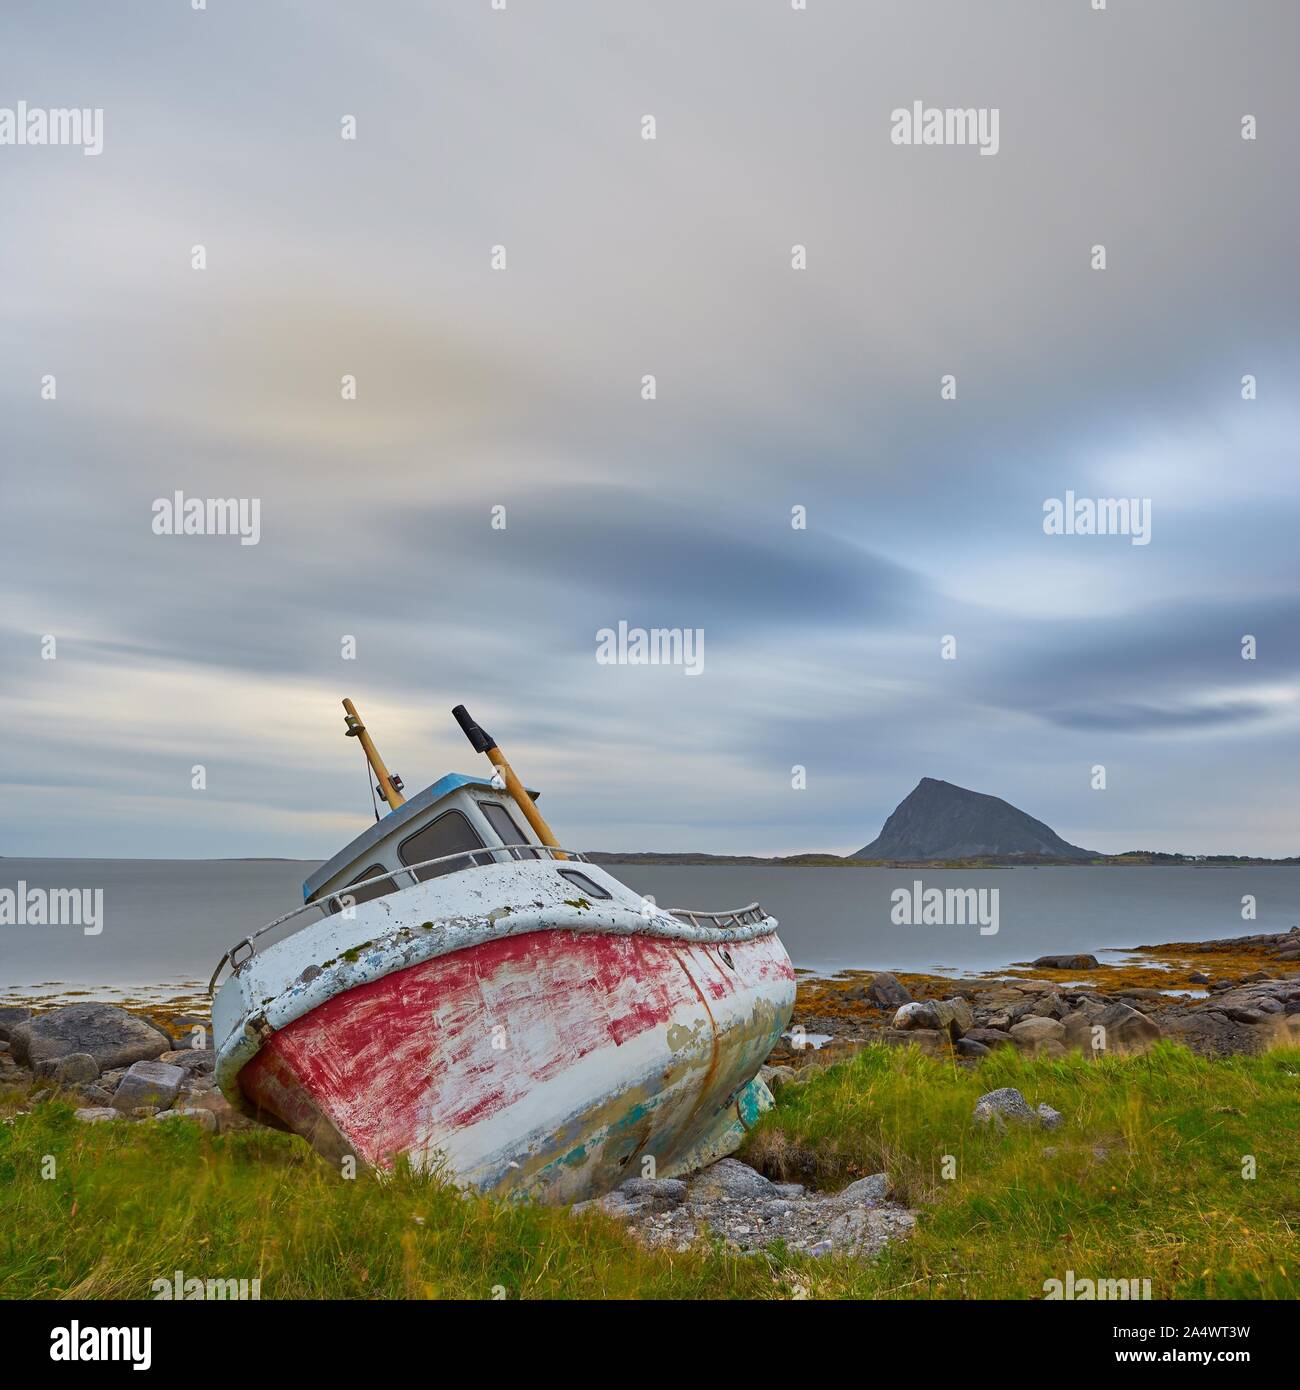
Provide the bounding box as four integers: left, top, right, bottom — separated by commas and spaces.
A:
302, 773, 552, 910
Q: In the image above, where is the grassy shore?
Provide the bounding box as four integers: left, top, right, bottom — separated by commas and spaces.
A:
2, 1041, 1297, 1300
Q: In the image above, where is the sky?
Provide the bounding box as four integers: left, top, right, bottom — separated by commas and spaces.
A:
1, 0, 1297, 861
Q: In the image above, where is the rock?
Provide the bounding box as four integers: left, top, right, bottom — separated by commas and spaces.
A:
1188, 971, 1211, 985
1062, 1012, 1100, 1053
0, 1006, 33, 1042
111, 1060, 185, 1113
892, 1002, 932, 1030
1242, 970, 1270, 982
1096, 1002, 1163, 1051
1222, 1006, 1265, 1024
688, 1157, 778, 1203
831, 1173, 890, 1207
155, 1107, 218, 1133
76, 1084, 114, 1106
956, 1038, 991, 1058
46, 1052, 100, 1085
1032, 954, 1099, 970
865, 972, 912, 1008
973, 1087, 1037, 1126
963, 1027, 1014, 1047
758, 1064, 795, 1089
984, 1012, 1012, 1032
9, 1004, 170, 1071
74, 1107, 119, 1124
159, 1049, 216, 1076
1030, 994, 1068, 1020
1036, 1103, 1064, 1130
1009, 1016, 1067, 1051
880, 1027, 949, 1056
892, 997, 972, 1039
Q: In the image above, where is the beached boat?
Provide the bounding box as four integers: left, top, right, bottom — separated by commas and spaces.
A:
209, 702, 795, 1202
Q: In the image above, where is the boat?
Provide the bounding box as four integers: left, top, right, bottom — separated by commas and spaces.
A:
209, 701, 796, 1203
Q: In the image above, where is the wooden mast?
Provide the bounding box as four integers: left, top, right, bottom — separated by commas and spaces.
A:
452, 704, 566, 858
342, 698, 406, 812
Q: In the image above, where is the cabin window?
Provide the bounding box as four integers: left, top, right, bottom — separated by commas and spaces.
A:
476, 801, 539, 858
398, 810, 486, 881
557, 868, 612, 900
327, 864, 394, 914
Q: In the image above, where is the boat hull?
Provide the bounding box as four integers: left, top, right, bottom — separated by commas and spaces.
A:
236, 926, 795, 1201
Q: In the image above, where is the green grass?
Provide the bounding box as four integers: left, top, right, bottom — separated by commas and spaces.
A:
2, 1042, 1298, 1299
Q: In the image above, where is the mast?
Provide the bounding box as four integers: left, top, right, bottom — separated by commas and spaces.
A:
342, 698, 406, 812
452, 704, 566, 858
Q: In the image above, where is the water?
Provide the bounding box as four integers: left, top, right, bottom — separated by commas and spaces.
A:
2, 859, 1297, 996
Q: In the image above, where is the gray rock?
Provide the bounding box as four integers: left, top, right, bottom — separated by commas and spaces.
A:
963, 1027, 1014, 1047
0, 1006, 33, 1042
159, 1049, 215, 1076
956, 1038, 991, 1057
1188, 971, 1211, 985
1222, 1006, 1265, 1024
973, 1086, 1037, 1125
1032, 954, 1100, 970
40, 1052, 99, 1085
1009, 1016, 1067, 1050
1030, 994, 1068, 1020
865, 972, 912, 1008
688, 1157, 778, 1202
1097, 1001, 1163, 1050
74, 1106, 119, 1124
1036, 1103, 1064, 1130
76, 1084, 114, 1106
832, 1173, 890, 1207
9, 1004, 170, 1071
111, 1060, 185, 1113
892, 997, 973, 1039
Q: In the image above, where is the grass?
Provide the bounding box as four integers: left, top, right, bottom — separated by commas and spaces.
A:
2, 1042, 1298, 1299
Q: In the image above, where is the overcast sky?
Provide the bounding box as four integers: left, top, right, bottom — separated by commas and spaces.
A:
1, 1, 1297, 860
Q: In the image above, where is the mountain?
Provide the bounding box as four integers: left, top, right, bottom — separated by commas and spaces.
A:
855, 777, 1096, 861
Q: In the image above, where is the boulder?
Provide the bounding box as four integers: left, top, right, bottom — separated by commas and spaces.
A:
963, 1027, 1014, 1047
74, 1107, 119, 1124
831, 1173, 891, 1207
1188, 971, 1211, 985
159, 1049, 216, 1076
973, 1087, 1036, 1125
892, 997, 973, 1039
1009, 1016, 1067, 1050
1096, 1002, 1162, 1051
1036, 1103, 1064, 1130
687, 1157, 779, 1203
1222, 1006, 1265, 1025
1032, 954, 1100, 970
0, 1005, 32, 1042
111, 1060, 185, 1113
1062, 1012, 1100, 1053
956, 1038, 991, 1058
38, 1052, 99, 1085
9, 1004, 170, 1071
880, 1027, 949, 1056
1030, 994, 1068, 1020
865, 972, 912, 1009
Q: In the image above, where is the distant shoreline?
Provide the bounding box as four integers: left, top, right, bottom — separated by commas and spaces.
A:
3, 853, 1296, 868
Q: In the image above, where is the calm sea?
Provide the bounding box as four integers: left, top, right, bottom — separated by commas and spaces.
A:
1, 858, 1297, 996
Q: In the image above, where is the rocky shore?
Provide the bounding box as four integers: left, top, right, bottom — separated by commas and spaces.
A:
774, 926, 1300, 1067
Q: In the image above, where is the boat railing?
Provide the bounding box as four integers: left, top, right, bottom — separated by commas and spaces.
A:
208, 844, 589, 994
667, 904, 769, 930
